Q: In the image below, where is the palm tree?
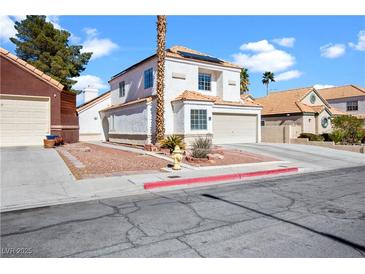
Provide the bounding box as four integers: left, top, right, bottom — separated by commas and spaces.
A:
155, 15, 167, 143
262, 71, 275, 96
240, 68, 250, 94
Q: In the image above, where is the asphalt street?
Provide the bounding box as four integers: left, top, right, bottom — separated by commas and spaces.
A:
1, 165, 365, 258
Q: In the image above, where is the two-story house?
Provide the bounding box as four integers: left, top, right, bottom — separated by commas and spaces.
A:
99, 46, 262, 145
318, 85, 365, 123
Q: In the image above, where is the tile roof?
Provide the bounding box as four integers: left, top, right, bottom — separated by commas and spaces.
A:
318, 85, 365, 100
255, 87, 316, 115
0, 47, 64, 91
100, 96, 156, 112
329, 107, 347, 116
173, 90, 261, 107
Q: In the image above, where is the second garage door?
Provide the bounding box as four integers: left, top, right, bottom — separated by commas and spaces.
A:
0, 95, 50, 147
213, 113, 257, 144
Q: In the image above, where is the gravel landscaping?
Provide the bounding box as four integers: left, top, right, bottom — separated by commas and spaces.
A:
183, 148, 277, 167
56, 143, 170, 180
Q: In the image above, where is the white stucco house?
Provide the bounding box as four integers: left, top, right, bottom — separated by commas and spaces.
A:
99, 46, 262, 145
77, 88, 111, 141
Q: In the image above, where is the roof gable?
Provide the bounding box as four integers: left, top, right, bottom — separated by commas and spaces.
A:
0, 47, 64, 91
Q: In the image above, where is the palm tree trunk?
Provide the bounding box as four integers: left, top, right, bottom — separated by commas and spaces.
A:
266, 83, 269, 96
155, 15, 166, 143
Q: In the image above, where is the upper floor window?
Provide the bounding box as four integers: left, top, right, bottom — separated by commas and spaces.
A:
144, 68, 153, 89
191, 109, 207, 130
119, 81, 125, 97
347, 101, 358, 111
198, 73, 211, 91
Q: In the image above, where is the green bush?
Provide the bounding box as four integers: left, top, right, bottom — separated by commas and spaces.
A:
330, 129, 346, 144
191, 137, 212, 158
321, 133, 333, 142
298, 133, 324, 141
331, 115, 363, 144
160, 135, 185, 153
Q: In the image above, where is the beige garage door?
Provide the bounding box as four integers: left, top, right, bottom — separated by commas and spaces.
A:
0, 95, 50, 146
213, 113, 257, 144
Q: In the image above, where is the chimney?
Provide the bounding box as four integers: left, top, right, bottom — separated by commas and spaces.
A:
83, 86, 99, 103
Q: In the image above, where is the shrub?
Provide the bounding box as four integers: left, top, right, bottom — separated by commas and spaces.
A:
160, 135, 185, 153
321, 133, 333, 142
331, 115, 363, 144
330, 129, 345, 144
191, 137, 212, 158
298, 133, 324, 141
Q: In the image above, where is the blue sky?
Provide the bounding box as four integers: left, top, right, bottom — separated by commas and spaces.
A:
1, 16, 364, 105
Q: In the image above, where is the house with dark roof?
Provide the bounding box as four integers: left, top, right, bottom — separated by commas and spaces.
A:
99, 46, 262, 145
318, 85, 365, 121
0, 47, 79, 146
255, 87, 346, 135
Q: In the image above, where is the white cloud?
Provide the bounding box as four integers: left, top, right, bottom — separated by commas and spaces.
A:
349, 30, 365, 51
72, 75, 108, 91
81, 28, 119, 60
239, 40, 275, 52
272, 37, 296, 48
275, 70, 303, 81
320, 43, 346, 58
0, 16, 16, 43
313, 84, 336, 90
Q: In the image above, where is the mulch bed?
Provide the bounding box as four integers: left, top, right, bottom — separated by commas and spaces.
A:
56, 143, 170, 180
182, 149, 277, 167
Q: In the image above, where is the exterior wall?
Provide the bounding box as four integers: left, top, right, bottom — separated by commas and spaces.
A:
302, 114, 316, 134
78, 96, 111, 141
262, 125, 301, 143
262, 114, 302, 126
326, 96, 365, 116
0, 56, 78, 143
301, 90, 328, 106
316, 109, 332, 134
109, 58, 157, 105
102, 101, 151, 145
164, 58, 241, 135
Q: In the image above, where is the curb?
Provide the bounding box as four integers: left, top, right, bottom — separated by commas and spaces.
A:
144, 167, 299, 190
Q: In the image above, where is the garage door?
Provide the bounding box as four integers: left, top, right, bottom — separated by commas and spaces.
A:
0, 95, 50, 146
213, 113, 257, 144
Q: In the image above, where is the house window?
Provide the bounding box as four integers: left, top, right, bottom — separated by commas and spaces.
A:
144, 68, 153, 89
198, 73, 211, 91
347, 101, 358, 111
190, 109, 207, 130
119, 81, 125, 97
261, 120, 265, 126
321, 117, 329, 128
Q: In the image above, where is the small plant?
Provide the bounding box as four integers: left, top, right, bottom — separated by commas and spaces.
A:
191, 137, 212, 158
331, 115, 363, 144
298, 133, 324, 141
330, 129, 346, 144
160, 135, 185, 153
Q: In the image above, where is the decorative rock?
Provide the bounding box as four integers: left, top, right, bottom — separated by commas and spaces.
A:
144, 144, 158, 152
80, 147, 91, 152
160, 148, 171, 155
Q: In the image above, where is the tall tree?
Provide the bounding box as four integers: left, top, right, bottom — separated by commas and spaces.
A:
262, 71, 275, 96
155, 15, 167, 143
240, 67, 250, 94
10, 15, 92, 92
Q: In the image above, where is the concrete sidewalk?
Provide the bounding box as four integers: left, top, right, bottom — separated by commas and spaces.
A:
0, 145, 296, 212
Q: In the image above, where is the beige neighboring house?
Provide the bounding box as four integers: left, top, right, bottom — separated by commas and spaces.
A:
255, 87, 345, 137
318, 85, 365, 124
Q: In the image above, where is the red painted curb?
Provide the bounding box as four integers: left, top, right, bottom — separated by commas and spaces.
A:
144, 167, 298, 190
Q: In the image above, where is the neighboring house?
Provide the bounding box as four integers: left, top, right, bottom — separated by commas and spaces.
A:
77, 88, 111, 141
99, 46, 262, 145
318, 85, 365, 122
255, 87, 345, 135
0, 47, 79, 146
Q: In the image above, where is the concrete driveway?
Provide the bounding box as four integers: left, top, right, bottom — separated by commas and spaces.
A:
222, 143, 365, 172
0, 147, 74, 209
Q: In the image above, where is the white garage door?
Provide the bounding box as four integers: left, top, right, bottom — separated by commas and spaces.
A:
213, 113, 257, 144
0, 95, 50, 146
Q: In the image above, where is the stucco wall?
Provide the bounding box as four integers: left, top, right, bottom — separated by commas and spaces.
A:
109, 58, 157, 105
301, 90, 327, 106
262, 115, 302, 126
302, 114, 316, 133
326, 96, 365, 116
78, 96, 111, 140
316, 109, 332, 134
